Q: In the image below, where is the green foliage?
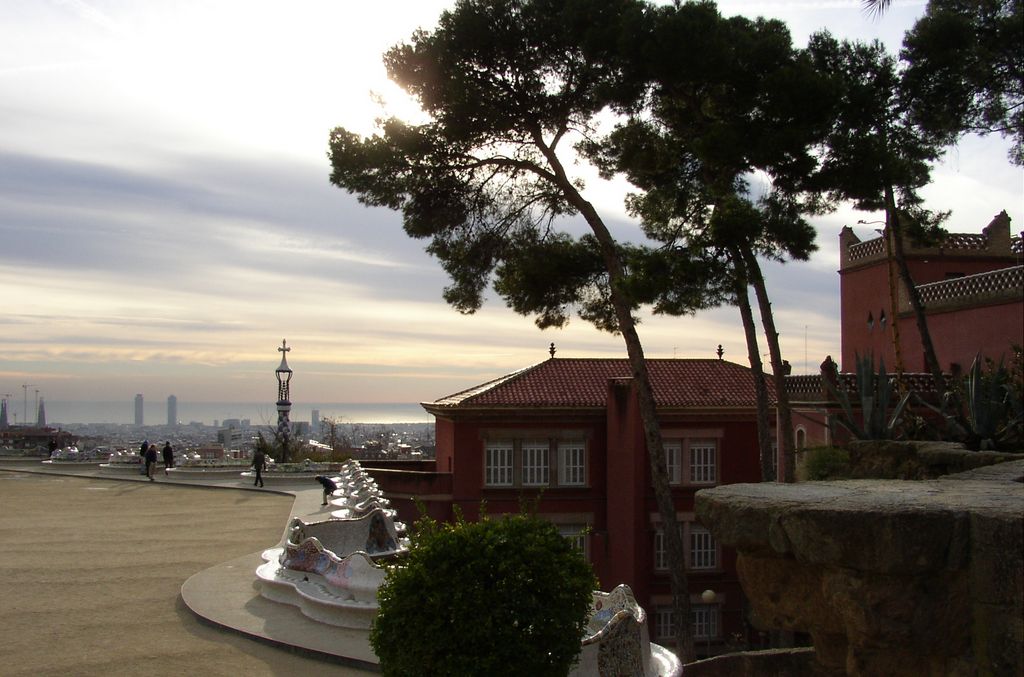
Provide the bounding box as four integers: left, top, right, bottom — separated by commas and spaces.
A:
901, 0, 1023, 165
370, 512, 597, 677
799, 446, 852, 480
806, 34, 942, 216
938, 351, 1024, 451
824, 354, 911, 440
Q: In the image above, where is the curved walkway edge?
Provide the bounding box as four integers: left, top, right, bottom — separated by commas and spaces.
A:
181, 552, 379, 671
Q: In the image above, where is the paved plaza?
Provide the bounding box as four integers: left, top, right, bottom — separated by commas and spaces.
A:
0, 461, 370, 676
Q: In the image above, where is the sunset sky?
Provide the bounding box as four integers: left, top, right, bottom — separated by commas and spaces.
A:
1, 0, 1021, 410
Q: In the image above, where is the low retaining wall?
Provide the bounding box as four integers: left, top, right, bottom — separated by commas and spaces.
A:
695, 460, 1024, 676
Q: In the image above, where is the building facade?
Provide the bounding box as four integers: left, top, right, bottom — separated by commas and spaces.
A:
789, 211, 1023, 450
406, 357, 771, 654
839, 211, 1022, 374
134, 394, 144, 427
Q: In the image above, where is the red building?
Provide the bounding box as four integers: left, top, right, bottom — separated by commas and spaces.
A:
789, 210, 1022, 450
839, 210, 1022, 374
393, 356, 770, 654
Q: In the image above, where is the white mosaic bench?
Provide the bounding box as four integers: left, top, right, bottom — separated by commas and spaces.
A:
286, 508, 405, 561
572, 584, 682, 677
255, 549, 385, 629
255, 508, 407, 629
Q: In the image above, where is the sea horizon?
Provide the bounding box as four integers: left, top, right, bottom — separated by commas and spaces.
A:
34, 401, 434, 427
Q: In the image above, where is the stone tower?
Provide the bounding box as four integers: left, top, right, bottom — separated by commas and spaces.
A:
275, 339, 293, 454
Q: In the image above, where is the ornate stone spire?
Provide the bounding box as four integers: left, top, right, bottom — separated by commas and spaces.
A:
275, 339, 294, 459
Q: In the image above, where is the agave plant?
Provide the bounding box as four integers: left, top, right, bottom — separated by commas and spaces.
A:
823, 354, 911, 440
951, 354, 1023, 451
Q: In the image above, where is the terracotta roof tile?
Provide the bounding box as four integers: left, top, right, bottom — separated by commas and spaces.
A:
427, 358, 774, 410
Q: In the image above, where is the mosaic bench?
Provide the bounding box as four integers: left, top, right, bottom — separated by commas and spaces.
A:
571, 584, 682, 677
255, 507, 407, 629
255, 549, 385, 629
285, 508, 405, 561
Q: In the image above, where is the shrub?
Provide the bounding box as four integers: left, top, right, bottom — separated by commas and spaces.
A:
799, 446, 851, 480
370, 512, 597, 677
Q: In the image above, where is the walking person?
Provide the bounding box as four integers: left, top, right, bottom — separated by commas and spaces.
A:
145, 443, 158, 482
162, 441, 174, 476
139, 439, 149, 476
252, 449, 266, 488
315, 475, 337, 506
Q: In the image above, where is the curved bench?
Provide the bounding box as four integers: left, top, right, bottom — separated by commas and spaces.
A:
255, 549, 384, 629
571, 584, 681, 677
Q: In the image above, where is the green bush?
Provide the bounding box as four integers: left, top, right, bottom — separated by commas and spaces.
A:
799, 446, 851, 480
370, 512, 597, 676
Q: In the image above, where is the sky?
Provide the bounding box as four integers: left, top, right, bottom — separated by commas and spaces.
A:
1, 0, 1021, 413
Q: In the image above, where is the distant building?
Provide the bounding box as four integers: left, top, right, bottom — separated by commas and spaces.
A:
311, 409, 320, 439
36, 398, 46, 427
134, 394, 144, 427
167, 395, 178, 427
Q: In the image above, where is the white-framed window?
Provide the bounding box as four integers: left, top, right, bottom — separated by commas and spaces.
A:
692, 604, 720, 639
654, 604, 720, 641
558, 440, 586, 486
521, 439, 549, 486
654, 522, 718, 571
653, 525, 682, 570
484, 440, 514, 487
689, 524, 717, 569
654, 528, 667, 571
654, 606, 674, 640
557, 523, 588, 557
689, 440, 716, 484
664, 440, 682, 485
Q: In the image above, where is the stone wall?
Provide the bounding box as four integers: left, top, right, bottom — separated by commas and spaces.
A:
845, 440, 1022, 480
695, 460, 1024, 676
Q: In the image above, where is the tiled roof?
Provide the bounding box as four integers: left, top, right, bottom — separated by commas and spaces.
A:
426, 358, 773, 410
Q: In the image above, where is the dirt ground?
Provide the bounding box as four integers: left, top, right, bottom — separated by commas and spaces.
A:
0, 471, 367, 676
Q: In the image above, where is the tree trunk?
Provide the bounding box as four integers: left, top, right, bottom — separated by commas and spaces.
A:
740, 247, 796, 483
883, 184, 947, 394
536, 134, 694, 661
730, 248, 776, 481
882, 218, 907, 388
579, 199, 694, 662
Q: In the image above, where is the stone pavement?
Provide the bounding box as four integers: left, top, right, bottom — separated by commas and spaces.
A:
0, 458, 378, 673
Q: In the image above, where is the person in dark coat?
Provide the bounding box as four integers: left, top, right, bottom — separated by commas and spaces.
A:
144, 444, 158, 482
162, 442, 174, 476
315, 475, 337, 506
139, 440, 149, 476
252, 449, 266, 488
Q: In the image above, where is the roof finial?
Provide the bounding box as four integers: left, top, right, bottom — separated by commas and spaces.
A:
716, 344, 724, 360
549, 342, 556, 359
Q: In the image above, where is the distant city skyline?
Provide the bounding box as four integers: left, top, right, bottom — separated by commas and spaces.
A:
1, 1, 1020, 406
36, 400, 434, 427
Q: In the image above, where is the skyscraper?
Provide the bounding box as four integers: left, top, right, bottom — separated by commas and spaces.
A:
37, 398, 46, 427
134, 394, 144, 426
311, 409, 320, 439
167, 395, 178, 427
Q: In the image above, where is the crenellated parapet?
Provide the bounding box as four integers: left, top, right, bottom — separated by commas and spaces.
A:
840, 211, 1018, 272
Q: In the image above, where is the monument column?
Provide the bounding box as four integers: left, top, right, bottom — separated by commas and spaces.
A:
275, 339, 294, 460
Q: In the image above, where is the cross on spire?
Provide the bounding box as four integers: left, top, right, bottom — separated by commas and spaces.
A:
279, 339, 290, 355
